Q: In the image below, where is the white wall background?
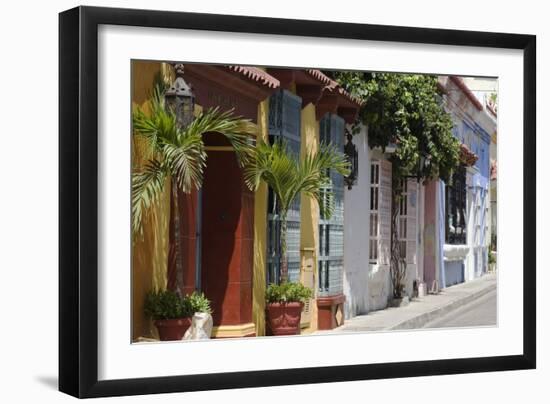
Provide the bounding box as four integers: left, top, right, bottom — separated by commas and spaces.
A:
0, 0, 546, 403
344, 125, 371, 317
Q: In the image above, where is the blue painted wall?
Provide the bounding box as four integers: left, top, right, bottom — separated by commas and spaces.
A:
444, 260, 465, 287
452, 119, 491, 180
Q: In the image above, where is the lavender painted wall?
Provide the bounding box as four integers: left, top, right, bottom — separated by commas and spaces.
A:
423, 181, 437, 289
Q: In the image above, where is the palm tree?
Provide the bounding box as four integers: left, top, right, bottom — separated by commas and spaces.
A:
131, 85, 257, 238
244, 140, 350, 283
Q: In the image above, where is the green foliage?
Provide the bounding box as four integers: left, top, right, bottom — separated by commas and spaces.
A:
245, 140, 350, 220
185, 291, 212, 314
329, 71, 460, 183
245, 139, 349, 282
144, 290, 211, 320
488, 250, 496, 264
265, 282, 313, 304
327, 71, 461, 298
132, 83, 257, 238
144, 289, 187, 320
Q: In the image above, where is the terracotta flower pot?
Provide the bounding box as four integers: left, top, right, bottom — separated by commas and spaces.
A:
154, 317, 192, 341
266, 302, 304, 336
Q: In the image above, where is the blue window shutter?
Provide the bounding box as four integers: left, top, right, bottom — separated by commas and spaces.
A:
318, 114, 345, 296
267, 90, 303, 284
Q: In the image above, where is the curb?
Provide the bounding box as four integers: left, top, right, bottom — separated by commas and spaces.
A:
388, 282, 496, 330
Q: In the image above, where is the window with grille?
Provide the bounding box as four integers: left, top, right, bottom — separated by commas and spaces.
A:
398, 179, 408, 260
318, 114, 345, 296
267, 89, 302, 284
369, 162, 380, 263
397, 179, 419, 264
445, 164, 467, 244
369, 160, 393, 266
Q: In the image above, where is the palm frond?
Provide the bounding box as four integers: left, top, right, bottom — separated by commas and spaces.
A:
245, 140, 349, 218
245, 140, 300, 212
185, 107, 257, 168
132, 159, 167, 237
164, 131, 207, 193
132, 91, 179, 154
297, 142, 350, 218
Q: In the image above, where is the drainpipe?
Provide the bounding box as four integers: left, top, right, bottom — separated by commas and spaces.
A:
195, 189, 203, 291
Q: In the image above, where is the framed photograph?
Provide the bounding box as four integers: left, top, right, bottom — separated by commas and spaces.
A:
59, 6, 536, 398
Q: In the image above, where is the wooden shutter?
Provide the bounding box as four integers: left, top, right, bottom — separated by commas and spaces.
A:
267, 89, 303, 283
405, 179, 418, 266
378, 159, 392, 266
318, 114, 345, 296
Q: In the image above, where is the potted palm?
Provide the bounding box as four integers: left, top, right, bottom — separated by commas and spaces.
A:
245, 140, 349, 335
145, 290, 211, 341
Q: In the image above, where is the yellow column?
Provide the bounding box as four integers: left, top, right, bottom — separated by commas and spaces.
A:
251, 98, 269, 336
299, 103, 320, 333
131, 61, 171, 340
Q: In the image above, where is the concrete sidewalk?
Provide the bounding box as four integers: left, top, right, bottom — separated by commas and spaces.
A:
317, 273, 497, 334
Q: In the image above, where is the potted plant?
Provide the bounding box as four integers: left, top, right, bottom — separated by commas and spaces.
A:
265, 282, 313, 336
488, 250, 497, 273
244, 139, 348, 336
144, 290, 211, 341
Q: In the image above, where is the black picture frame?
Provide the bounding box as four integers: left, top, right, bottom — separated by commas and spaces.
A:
59, 5, 536, 398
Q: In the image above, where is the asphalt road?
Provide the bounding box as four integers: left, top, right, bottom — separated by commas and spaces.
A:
423, 288, 497, 329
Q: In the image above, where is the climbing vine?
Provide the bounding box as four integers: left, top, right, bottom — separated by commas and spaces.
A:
328, 71, 461, 298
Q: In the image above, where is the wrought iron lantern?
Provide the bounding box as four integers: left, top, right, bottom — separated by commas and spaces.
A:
416, 154, 427, 182
163, 63, 197, 294
164, 63, 195, 128
403, 152, 429, 182
344, 130, 359, 190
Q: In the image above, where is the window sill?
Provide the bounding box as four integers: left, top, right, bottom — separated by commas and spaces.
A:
443, 244, 469, 261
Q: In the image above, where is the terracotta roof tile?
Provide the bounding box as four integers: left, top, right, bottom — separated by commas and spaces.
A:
305, 69, 364, 107
450, 76, 484, 111
460, 143, 478, 166
226, 65, 280, 89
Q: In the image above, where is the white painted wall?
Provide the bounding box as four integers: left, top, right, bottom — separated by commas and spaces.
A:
343, 125, 371, 318
465, 167, 477, 281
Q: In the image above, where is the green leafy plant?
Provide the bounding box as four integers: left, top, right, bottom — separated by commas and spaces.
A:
144, 289, 188, 320
265, 282, 313, 304
245, 140, 349, 283
144, 290, 211, 320
488, 250, 496, 264
185, 291, 212, 314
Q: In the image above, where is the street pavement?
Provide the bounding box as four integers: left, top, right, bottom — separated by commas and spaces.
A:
422, 288, 496, 329
315, 273, 497, 334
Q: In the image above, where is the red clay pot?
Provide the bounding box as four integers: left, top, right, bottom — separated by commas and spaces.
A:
154, 318, 192, 341
266, 302, 304, 336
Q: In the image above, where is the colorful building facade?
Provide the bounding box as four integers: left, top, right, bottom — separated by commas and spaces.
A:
132, 64, 495, 339
435, 76, 496, 287
131, 62, 361, 341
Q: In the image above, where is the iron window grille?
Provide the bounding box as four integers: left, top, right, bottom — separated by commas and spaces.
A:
369, 161, 380, 263
445, 164, 467, 244
318, 114, 345, 296
266, 89, 303, 284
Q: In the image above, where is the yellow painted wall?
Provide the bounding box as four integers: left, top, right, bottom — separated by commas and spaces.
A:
252, 99, 269, 336
131, 61, 172, 340
299, 103, 320, 333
